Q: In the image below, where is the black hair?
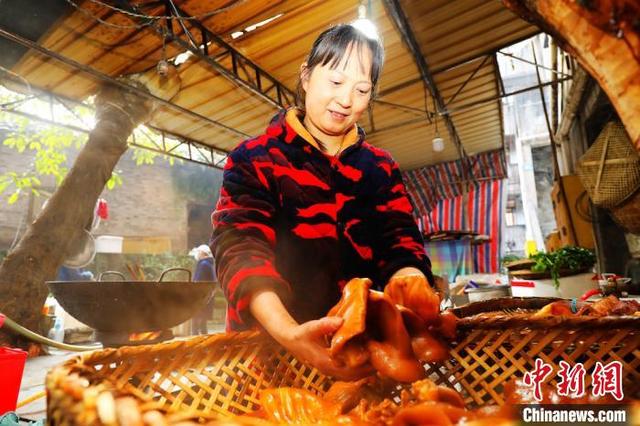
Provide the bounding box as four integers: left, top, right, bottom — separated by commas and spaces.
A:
295, 23, 384, 110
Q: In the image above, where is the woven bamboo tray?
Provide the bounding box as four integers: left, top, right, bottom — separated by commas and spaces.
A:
46, 331, 328, 425
427, 297, 640, 407
46, 297, 640, 424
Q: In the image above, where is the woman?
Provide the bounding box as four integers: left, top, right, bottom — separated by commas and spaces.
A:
211, 23, 433, 379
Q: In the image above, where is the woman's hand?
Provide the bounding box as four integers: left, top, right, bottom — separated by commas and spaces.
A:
277, 316, 374, 380
250, 289, 373, 380
392, 268, 445, 301
390, 267, 425, 280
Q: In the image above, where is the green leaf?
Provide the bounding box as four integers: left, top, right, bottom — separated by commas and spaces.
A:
106, 172, 123, 190
0, 180, 11, 194
529, 246, 596, 289
8, 190, 20, 204
0, 90, 172, 207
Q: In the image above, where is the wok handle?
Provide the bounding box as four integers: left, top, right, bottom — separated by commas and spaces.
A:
98, 271, 126, 281
158, 267, 192, 282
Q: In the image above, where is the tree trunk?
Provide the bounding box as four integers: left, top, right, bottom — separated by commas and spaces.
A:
0, 83, 151, 348
502, 0, 640, 149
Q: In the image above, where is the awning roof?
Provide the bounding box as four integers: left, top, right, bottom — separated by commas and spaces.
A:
3, 0, 539, 170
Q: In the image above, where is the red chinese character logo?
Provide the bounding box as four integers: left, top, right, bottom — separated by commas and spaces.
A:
592, 361, 624, 401
523, 358, 554, 402
556, 360, 586, 398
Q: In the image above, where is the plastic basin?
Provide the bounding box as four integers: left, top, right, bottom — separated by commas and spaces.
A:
0, 347, 27, 414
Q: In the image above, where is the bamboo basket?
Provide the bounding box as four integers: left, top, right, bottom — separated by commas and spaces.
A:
429, 297, 640, 407
610, 188, 640, 234
46, 298, 640, 425
576, 120, 640, 208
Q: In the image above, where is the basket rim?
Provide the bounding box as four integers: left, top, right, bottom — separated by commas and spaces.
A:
451, 296, 560, 317
452, 297, 640, 329
62, 330, 272, 369
457, 312, 640, 329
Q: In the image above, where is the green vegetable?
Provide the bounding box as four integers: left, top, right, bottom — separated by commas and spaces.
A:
530, 246, 596, 289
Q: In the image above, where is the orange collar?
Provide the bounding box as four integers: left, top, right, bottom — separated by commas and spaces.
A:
285, 109, 359, 154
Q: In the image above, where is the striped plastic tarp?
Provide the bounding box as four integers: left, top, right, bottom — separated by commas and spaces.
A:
403, 149, 507, 213
402, 150, 506, 273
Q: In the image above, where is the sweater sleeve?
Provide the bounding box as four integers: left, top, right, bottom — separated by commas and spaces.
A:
374, 160, 434, 287
210, 145, 290, 330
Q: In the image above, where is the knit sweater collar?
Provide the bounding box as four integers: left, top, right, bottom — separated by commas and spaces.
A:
266, 108, 365, 154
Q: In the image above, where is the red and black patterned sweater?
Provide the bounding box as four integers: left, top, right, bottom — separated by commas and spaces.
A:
211, 110, 433, 331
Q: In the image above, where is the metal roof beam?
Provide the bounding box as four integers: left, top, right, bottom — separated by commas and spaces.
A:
382, 0, 468, 162
446, 76, 571, 116
371, 77, 571, 136
0, 27, 249, 141
492, 54, 506, 160
116, 0, 295, 108
0, 91, 227, 169
445, 55, 490, 107
369, 116, 426, 136
497, 50, 571, 77
373, 99, 426, 117
378, 31, 540, 99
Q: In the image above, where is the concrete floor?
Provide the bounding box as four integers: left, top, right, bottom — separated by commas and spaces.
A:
16, 351, 78, 421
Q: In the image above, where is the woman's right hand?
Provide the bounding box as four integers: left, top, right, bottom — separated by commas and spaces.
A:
276, 316, 374, 381
249, 289, 373, 380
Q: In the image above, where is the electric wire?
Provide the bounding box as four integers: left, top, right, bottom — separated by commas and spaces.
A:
63, 0, 249, 30
86, 0, 248, 21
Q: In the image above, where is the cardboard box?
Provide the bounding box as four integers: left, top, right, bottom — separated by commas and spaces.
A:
551, 175, 595, 249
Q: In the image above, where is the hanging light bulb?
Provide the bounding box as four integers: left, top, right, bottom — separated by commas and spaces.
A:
352, 1, 379, 40
432, 112, 444, 152
432, 135, 444, 152
358, 3, 367, 18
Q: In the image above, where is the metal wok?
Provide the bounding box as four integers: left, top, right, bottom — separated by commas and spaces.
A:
47, 268, 216, 332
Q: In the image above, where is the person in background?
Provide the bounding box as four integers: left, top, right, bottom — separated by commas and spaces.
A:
190, 244, 216, 335
56, 265, 94, 281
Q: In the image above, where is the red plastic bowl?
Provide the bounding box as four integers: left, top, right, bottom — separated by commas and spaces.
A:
0, 347, 27, 414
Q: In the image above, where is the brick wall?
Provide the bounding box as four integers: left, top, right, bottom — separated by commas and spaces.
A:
0, 142, 50, 250
0, 142, 223, 255
97, 153, 190, 253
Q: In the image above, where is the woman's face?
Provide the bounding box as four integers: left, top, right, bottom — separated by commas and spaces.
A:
302, 44, 373, 138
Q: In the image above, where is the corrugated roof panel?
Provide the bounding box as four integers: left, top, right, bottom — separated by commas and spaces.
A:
4, 0, 538, 169
400, 0, 538, 71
